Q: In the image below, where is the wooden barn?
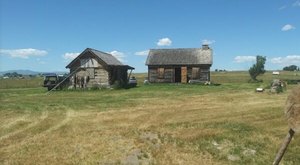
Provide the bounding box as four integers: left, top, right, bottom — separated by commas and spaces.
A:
66, 48, 134, 88
145, 45, 213, 83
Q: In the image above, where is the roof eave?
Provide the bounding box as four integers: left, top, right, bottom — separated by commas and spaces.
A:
146, 63, 212, 66
65, 48, 91, 68
107, 65, 135, 70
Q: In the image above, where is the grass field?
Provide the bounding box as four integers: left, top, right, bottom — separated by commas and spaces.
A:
0, 71, 300, 164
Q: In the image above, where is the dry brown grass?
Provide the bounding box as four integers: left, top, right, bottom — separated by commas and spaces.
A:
1, 84, 300, 164
285, 86, 300, 133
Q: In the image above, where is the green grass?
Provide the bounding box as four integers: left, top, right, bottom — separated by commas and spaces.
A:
211, 70, 300, 84
0, 71, 300, 164
0, 77, 43, 89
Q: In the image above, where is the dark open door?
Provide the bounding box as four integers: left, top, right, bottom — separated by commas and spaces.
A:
175, 68, 181, 83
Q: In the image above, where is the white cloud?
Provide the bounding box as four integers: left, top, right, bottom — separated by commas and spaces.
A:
281, 24, 296, 31
62, 52, 80, 60
234, 56, 256, 63
157, 38, 172, 46
293, 0, 300, 7
271, 55, 300, 65
0, 48, 47, 59
110, 50, 126, 62
135, 50, 149, 56
279, 5, 287, 10
202, 39, 215, 45
270, 57, 283, 64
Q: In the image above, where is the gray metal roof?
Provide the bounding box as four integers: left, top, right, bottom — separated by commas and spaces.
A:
146, 48, 213, 65
66, 48, 126, 68
89, 48, 123, 65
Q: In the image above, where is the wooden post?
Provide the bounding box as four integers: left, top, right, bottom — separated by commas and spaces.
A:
128, 69, 133, 81
273, 129, 295, 165
181, 67, 187, 83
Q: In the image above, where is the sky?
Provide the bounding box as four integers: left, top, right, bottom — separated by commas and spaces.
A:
0, 0, 300, 73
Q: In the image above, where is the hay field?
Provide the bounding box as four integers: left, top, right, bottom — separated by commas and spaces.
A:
0, 71, 300, 164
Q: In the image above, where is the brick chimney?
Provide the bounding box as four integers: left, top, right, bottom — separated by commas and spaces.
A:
202, 44, 209, 50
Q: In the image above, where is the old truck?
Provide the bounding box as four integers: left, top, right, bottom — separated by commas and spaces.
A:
43, 73, 69, 91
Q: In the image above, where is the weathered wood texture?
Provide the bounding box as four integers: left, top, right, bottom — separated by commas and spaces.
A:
181, 67, 187, 83
70, 66, 109, 87
108, 67, 128, 85
164, 68, 174, 83
149, 68, 158, 82
67, 48, 133, 88
69, 57, 110, 87
273, 129, 295, 165
148, 65, 210, 83
93, 68, 109, 85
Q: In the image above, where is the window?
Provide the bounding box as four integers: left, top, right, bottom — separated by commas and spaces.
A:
192, 67, 200, 79
157, 68, 165, 79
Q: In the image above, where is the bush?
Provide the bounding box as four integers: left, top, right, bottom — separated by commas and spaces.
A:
286, 79, 300, 85
276, 86, 283, 93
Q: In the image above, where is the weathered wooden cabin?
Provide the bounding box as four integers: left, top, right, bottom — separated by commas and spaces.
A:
145, 45, 213, 83
66, 48, 134, 88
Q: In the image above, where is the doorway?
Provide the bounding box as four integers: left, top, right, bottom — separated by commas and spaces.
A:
175, 68, 181, 83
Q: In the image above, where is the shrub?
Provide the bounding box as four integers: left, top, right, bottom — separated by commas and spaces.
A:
276, 86, 283, 93
286, 79, 300, 85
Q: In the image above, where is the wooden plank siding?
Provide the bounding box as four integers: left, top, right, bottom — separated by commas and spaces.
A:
164, 68, 174, 83
148, 65, 210, 83
69, 56, 109, 87
94, 68, 109, 85
70, 63, 110, 87
66, 48, 134, 88
146, 46, 212, 84
149, 68, 158, 82
69, 62, 129, 87
181, 67, 187, 83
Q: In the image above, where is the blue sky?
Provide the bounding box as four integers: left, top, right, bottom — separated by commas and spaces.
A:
0, 0, 299, 73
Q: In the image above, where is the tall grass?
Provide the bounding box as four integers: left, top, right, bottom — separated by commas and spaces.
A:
0, 71, 300, 164
0, 77, 43, 89
1, 71, 299, 89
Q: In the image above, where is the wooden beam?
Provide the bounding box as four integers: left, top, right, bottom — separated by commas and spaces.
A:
273, 129, 295, 165
127, 69, 133, 81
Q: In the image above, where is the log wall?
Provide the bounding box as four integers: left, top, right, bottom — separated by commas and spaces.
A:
148, 65, 211, 83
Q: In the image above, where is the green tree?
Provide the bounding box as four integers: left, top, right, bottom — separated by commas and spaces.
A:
249, 56, 266, 81
283, 65, 298, 71
4, 72, 22, 77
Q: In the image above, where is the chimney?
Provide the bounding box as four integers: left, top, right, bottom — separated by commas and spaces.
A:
202, 44, 209, 50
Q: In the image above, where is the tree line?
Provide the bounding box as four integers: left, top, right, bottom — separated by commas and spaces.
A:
283, 65, 300, 71
248, 56, 299, 82
3, 72, 23, 77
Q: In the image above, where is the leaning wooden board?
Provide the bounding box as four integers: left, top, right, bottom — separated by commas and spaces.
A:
273, 86, 300, 165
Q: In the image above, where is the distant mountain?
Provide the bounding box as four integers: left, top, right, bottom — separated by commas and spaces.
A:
0, 70, 68, 76
0, 70, 40, 76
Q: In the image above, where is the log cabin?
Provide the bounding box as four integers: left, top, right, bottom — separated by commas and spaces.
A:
66, 48, 134, 88
146, 45, 213, 83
